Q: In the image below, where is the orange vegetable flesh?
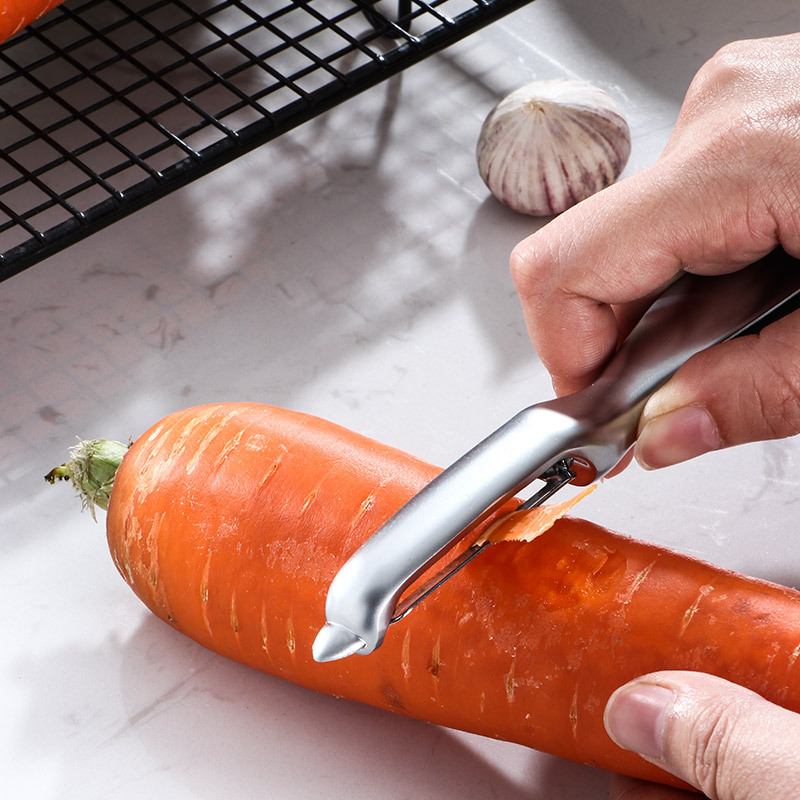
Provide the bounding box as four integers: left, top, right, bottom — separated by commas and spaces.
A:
1, 0, 64, 43
476, 484, 596, 545
106, 403, 800, 788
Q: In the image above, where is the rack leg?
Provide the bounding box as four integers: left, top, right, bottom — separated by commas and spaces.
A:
362, 0, 413, 36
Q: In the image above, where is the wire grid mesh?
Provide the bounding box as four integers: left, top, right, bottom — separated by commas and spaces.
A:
0, 0, 532, 281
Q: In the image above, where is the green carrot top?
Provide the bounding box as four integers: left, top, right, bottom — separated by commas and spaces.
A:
46, 439, 129, 518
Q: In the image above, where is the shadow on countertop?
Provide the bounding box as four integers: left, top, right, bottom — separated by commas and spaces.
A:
8, 608, 611, 799
115, 615, 612, 800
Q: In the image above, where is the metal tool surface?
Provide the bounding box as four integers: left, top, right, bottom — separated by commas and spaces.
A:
313, 248, 800, 663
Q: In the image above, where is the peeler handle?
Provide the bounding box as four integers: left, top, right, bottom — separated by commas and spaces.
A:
314, 247, 800, 661
549, 246, 800, 474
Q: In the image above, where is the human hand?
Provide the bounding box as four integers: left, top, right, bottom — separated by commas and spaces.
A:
510, 33, 800, 470
603, 671, 800, 799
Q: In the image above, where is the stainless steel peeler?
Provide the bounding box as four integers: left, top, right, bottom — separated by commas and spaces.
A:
313, 248, 800, 663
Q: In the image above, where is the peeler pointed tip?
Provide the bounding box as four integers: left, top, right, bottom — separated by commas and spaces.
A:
313, 622, 367, 663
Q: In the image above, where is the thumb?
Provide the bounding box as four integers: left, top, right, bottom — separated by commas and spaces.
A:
634, 311, 800, 470
604, 671, 800, 800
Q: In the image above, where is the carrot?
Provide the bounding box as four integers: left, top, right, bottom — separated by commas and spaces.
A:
51, 402, 800, 789
1, 0, 64, 43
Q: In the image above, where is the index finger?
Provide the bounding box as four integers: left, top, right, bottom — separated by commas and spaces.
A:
510, 159, 776, 396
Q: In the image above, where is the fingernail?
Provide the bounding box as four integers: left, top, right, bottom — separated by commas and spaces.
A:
636, 405, 721, 470
605, 684, 674, 759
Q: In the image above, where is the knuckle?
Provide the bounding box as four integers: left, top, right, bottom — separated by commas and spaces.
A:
696, 40, 756, 92
683, 49, 739, 111
508, 241, 531, 285
509, 239, 550, 297
682, 39, 799, 146
680, 40, 791, 144
683, 701, 742, 798
770, 191, 800, 243
708, 39, 753, 72
752, 332, 800, 438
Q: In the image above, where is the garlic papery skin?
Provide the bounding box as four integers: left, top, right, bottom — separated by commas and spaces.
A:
476, 79, 631, 216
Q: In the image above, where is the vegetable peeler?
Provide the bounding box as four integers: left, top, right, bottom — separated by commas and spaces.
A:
313, 248, 800, 663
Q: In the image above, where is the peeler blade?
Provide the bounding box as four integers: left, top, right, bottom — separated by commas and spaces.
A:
387, 458, 577, 623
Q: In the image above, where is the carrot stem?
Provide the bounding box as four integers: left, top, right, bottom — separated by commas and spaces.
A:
45, 439, 129, 518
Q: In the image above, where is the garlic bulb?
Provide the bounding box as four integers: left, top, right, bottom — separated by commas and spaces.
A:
476, 79, 631, 216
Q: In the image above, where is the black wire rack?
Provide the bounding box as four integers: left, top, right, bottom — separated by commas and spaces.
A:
0, 0, 533, 282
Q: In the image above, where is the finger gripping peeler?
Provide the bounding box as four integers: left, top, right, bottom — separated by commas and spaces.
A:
313, 248, 800, 663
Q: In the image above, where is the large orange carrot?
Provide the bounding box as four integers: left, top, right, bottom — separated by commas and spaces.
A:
1, 0, 64, 43
54, 402, 800, 789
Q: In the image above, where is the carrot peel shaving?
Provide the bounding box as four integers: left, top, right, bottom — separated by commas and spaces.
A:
476, 485, 597, 546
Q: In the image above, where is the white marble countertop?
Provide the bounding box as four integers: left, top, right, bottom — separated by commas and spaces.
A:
4, 1, 800, 797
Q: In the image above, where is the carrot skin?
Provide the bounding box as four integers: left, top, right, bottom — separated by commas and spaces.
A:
106, 403, 800, 788
1, 0, 64, 42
